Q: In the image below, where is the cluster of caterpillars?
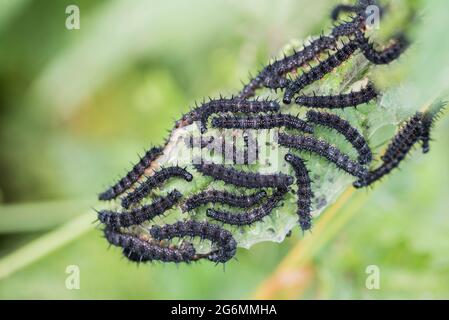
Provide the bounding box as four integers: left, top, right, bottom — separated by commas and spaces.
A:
97, 0, 441, 265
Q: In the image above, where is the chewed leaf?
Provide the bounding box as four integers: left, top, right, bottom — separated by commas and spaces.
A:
96, 0, 446, 263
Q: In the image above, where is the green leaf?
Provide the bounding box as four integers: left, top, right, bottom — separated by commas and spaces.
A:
100, 0, 449, 252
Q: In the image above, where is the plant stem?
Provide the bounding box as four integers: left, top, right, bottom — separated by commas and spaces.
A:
252, 188, 370, 299
0, 211, 94, 280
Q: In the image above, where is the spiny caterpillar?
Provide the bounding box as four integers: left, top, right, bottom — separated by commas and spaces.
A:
189, 98, 280, 133
283, 41, 359, 104
380, 113, 423, 163
355, 30, 409, 65
306, 110, 373, 164
354, 112, 435, 188
99, 146, 163, 201
121, 166, 192, 209
284, 154, 314, 231
122, 241, 196, 263
206, 188, 287, 226
182, 190, 267, 212
330, 12, 367, 38
295, 83, 378, 109
149, 221, 237, 263
211, 113, 314, 133
354, 113, 422, 188
193, 163, 294, 189
355, 107, 446, 188
278, 132, 368, 179
419, 103, 446, 153
98, 190, 182, 229
104, 228, 196, 263
238, 35, 338, 99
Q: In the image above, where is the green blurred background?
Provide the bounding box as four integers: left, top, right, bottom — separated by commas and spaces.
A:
0, 0, 448, 299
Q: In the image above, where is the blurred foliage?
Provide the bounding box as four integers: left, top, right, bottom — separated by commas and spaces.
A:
0, 0, 448, 299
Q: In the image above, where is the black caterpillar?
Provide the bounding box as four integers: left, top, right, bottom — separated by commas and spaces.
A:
177, 98, 280, 132
188, 98, 280, 133
355, 30, 409, 65
420, 104, 446, 153
380, 113, 423, 163
121, 241, 195, 263
239, 35, 338, 99
193, 163, 294, 189
104, 228, 196, 263
295, 83, 378, 109
283, 41, 359, 104
419, 105, 447, 153
206, 188, 287, 226
278, 132, 368, 179
211, 113, 314, 133
354, 113, 423, 188
99, 146, 163, 201
306, 110, 372, 164
149, 221, 237, 263
121, 166, 193, 209
98, 190, 182, 229
182, 190, 267, 212
331, 12, 367, 38
284, 154, 314, 231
